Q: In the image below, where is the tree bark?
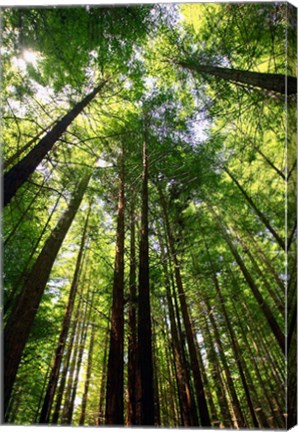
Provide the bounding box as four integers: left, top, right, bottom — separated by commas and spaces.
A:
177, 60, 297, 95
136, 125, 155, 425
127, 203, 138, 426
39, 205, 91, 423
4, 173, 90, 415
158, 186, 211, 427
105, 150, 125, 425
3, 119, 57, 170
4, 80, 106, 207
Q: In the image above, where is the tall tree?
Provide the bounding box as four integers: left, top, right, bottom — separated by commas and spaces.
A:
136, 118, 155, 425
4, 173, 91, 414
105, 148, 125, 425
4, 80, 106, 207
176, 60, 296, 95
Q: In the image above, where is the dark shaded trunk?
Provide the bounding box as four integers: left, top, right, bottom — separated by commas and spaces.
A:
4, 80, 106, 206
136, 128, 155, 425
152, 317, 161, 426
158, 186, 211, 427
225, 167, 285, 250
127, 204, 138, 425
177, 60, 297, 94
34, 366, 51, 423
3, 119, 57, 170
4, 174, 90, 415
79, 324, 96, 425
39, 206, 91, 423
105, 151, 125, 425
213, 213, 285, 352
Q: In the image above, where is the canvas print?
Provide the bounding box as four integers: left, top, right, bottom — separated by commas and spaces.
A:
2, 2, 297, 428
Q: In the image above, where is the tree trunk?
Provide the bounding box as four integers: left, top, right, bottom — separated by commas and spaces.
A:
213, 212, 285, 352
4, 188, 62, 316
3, 119, 57, 170
255, 147, 286, 180
51, 289, 84, 424
61, 303, 86, 424
206, 261, 260, 428
238, 236, 283, 314
105, 150, 125, 425
136, 125, 155, 425
245, 228, 284, 292
127, 204, 138, 426
64, 285, 94, 424
4, 173, 90, 415
158, 186, 211, 427
157, 228, 196, 427
79, 324, 96, 425
177, 60, 297, 95
97, 320, 110, 426
202, 314, 234, 428
232, 297, 282, 428
225, 167, 285, 250
204, 297, 247, 428
4, 79, 106, 207
39, 205, 91, 423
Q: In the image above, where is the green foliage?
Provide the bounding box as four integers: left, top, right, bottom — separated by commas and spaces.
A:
3, 3, 294, 428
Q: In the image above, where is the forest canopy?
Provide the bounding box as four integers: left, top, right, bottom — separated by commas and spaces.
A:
2, 2, 297, 428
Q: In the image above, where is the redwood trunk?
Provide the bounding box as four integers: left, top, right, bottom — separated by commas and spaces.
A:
178, 60, 296, 95
136, 130, 155, 425
4, 80, 106, 206
215, 216, 285, 352
127, 204, 138, 425
105, 152, 125, 425
158, 229, 195, 426
158, 187, 211, 427
4, 174, 90, 414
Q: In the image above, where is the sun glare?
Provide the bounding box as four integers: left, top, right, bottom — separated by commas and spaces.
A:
23, 50, 38, 66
